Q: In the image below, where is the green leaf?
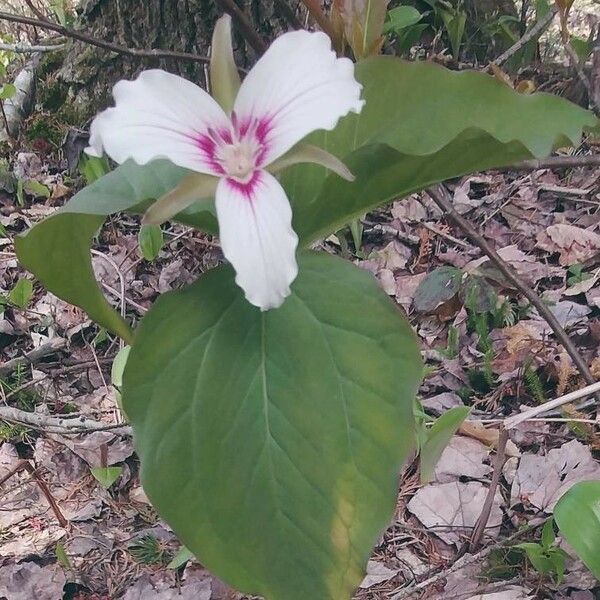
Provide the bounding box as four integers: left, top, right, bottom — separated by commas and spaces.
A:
0, 83, 16, 100
419, 406, 470, 484
384, 6, 423, 35
138, 224, 163, 261
15, 160, 216, 341
15, 213, 133, 342
123, 251, 423, 600
55, 542, 72, 570
168, 546, 195, 570
91, 466, 123, 489
7, 277, 33, 309
23, 179, 50, 199
414, 266, 462, 313
554, 480, 600, 580
541, 519, 556, 549
282, 57, 597, 244
111, 345, 131, 388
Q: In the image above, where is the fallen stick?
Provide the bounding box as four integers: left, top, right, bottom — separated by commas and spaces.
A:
0, 405, 132, 436
427, 184, 598, 394
504, 380, 600, 429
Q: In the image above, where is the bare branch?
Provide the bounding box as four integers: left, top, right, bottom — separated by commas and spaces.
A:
213, 0, 267, 54
0, 10, 212, 65
0, 405, 132, 436
489, 6, 558, 70
427, 184, 598, 393
0, 41, 66, 52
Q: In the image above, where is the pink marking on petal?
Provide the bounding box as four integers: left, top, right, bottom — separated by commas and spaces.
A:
226, 171, 261, 201
195, 133, 225, 175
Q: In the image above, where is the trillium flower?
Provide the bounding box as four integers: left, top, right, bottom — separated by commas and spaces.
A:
86, 17, 364, 310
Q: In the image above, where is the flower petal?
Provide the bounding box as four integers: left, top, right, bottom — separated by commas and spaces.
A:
215, 170, 298, 310
233, 30, 364, 166
86, 69, 230, 175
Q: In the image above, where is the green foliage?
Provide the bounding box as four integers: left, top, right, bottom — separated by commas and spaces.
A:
91, 466, 123, 489
419, 406, 471, 483
138, 224, 164, 261
516, 521, 569, 583
79, 155, 111, 185
12, 52, 600, 600
0, 83, 16, 101
128, 534, 170, 565
567, 264, 591, 287
15, 58, 597, 344
523, 364, 546, 404
111, 345, 131, 389
55, 542, 72, 570
167, 546, 194, 570
7, 277, 33, 309
122, 252, 422, 600
554, 480, 600, 581
440, 325, 459, 359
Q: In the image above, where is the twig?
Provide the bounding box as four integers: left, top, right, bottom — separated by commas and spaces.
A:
489, 6, 557, 69
213, 0, 267, 54
0, 99, 10, 138
0, 405, 132, 435
0, 459, 68, 528
420, 222, 471, 248
427, 184, 598, 392
508, 153, 600, 171
564, 40, 599, 115
0, 336, 67, 377
469, 428, 508, 552
299, 0, 337, 41
0, 10, 212, 65
390, 524, 536, 599
505, 380, 600, 429
0, 41, 66, 52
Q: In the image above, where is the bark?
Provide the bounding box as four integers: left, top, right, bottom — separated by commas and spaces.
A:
57, 0, 299, 120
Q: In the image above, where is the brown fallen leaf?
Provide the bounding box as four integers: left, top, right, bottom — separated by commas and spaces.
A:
511, 439, 600, 511
536, 224, 600, 266
407, 480, 504, 545
359, 560, 398, 588
0, 561, 66, 600
459, 421, 520, 458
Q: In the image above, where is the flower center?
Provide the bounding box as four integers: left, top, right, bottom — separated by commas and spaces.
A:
219, 141, 256, 181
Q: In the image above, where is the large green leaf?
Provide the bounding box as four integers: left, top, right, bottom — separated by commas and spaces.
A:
122, 252, 423, 600
554, 480, 600, 580
281, 56, 597, 243
15, 160, 216, 340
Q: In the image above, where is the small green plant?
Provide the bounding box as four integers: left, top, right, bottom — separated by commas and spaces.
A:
515, 520, 568, 583
440, 324, 459, 359
0, 365, 40, 412
0, 420, 32, 443
523, 362, 546, 404
567, 264, 591, 287
79, 154, 111, 185
128, 534, 171, 565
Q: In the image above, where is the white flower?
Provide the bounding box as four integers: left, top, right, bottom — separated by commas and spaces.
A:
86, 23, 364, 310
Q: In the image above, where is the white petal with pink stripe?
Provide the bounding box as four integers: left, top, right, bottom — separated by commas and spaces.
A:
86, 27, 364, 310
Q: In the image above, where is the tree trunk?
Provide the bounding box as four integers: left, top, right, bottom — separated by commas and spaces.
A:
57, 0, 298, 120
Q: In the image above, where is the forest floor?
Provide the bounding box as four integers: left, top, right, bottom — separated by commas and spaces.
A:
0, 1, 600, 600
1, 133, 600, 600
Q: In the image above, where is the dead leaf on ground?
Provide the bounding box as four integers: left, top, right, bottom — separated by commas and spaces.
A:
511, 439, 600, 511
536, 224, 600, 266
459, 421, 520, 458
359, 560, 398, 588
407, 481, 504, 545
0, 561, 66, 600
433, 436, 491, 483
